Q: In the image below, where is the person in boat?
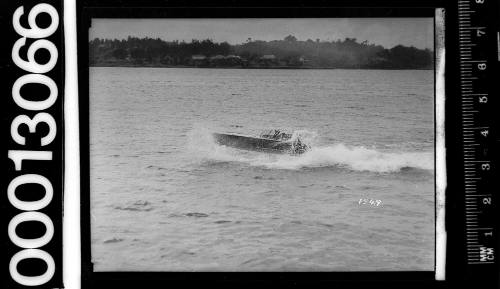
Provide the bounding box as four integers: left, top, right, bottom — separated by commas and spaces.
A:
291, 138, 308, 154
261, 129, 291, 141
260, 129, 308, 154
275, 130, 292, 141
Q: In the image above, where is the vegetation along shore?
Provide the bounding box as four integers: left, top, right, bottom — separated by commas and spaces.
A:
90, 35, 434, 69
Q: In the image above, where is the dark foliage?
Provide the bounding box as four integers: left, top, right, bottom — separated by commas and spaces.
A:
89, 35, 433, 69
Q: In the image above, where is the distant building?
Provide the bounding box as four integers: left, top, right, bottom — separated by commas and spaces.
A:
192, 55, 206, 60
210, 55, 225, 60
225, 55, 243, 66
259, 54, 277, 66
286, 56, 307, 66
191, 55, 208, 66
208, 55, 244, 67
260, 55, 276, 60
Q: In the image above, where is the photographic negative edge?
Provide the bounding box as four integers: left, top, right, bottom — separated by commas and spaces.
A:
434, 7, 446, 282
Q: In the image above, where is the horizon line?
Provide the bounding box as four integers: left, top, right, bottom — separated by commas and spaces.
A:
89, 36, 434, 51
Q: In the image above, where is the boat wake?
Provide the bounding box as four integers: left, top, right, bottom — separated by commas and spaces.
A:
186, 127, 433, 173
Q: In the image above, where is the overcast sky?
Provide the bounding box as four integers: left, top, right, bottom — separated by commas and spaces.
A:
90, 18, 434, 50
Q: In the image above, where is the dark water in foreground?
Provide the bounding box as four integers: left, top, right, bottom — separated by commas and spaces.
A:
90, 67, 434, 271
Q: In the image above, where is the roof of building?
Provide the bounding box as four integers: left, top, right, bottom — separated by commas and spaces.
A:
192, 55, 206, 60
210, 55, 225, 60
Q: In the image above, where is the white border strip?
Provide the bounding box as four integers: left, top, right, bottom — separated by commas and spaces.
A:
435, 8, 447, 281
63, 0, 81, 288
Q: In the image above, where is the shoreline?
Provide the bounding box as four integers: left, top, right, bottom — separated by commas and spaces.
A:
89, 64, 433, 70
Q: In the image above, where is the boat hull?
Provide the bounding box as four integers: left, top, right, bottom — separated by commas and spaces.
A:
212, 133, 294, 154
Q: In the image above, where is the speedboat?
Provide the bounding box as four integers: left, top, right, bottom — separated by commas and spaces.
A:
212, 129, 309, 154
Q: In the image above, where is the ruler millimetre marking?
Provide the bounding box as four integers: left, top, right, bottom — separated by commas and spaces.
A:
458, 0, 496, 268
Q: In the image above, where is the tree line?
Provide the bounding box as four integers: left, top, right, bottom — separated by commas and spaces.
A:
89, 35, 433, 69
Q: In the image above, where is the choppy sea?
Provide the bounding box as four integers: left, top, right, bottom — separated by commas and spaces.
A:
89, 67, 435, 271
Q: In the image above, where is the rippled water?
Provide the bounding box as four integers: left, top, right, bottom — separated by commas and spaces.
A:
89, 67, 435, 271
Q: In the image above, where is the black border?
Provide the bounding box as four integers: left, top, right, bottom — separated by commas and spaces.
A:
76, 1, 492, 288
1, 0, 65, 288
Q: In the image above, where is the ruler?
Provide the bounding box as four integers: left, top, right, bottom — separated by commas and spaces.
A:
457, 0, 498, 273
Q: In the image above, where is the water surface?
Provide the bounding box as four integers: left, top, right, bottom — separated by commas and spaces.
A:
90, 67, 435, 271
